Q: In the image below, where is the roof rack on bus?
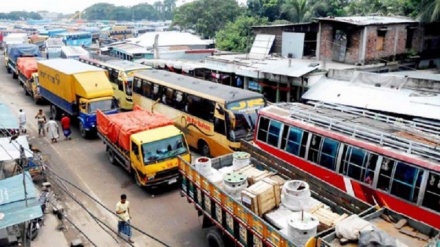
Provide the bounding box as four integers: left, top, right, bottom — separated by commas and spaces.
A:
308, 101, 440, 137
284, 103, 440, 163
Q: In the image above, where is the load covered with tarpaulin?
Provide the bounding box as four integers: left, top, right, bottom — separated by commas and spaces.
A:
17, 57, 38, 79
97, 105, 173, 152
7, 44, 41, 63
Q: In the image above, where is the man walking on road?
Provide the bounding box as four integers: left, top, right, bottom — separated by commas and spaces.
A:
18, 109, 27, 134
116, 194, 134, 244
45, 117, 59, 143
60, 113, 72, 140
35, 109, 46, 136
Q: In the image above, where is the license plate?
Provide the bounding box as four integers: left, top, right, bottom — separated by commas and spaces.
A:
168, 178, 177, 184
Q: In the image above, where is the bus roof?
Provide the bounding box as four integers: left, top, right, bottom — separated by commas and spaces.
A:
57, 31, 91, 36
38, 59, 105, 75
81, 55, 151, 71
260, 102, 440, 170
135, 70, 264, 104
61, 46, 89, 57
46, 38, 65, 47
110, 43, 148, 55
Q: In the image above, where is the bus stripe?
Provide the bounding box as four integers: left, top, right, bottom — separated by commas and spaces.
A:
343, 177, 355, 197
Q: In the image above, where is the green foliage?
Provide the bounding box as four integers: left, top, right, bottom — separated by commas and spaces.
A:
215, 15, 269, 52
173, 0, 243, 39
0, 11, 42, 20
417, 0, 440, 22
83, 1, 176, 21
247, 0, 285, 21
281, 0, 309, 22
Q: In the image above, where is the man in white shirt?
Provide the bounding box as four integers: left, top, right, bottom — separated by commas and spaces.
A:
116, 194, 134, 243
18, 109, 27, 134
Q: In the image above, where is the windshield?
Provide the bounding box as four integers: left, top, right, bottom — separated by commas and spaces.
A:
142, 134, 188, 164
88, 99, 117, 114
133, 53, 146, 60
226, 98, 266, 139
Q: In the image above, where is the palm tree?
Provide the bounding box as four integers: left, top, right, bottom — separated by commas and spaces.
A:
417, 0, 440, 22
281, 0, 309, 23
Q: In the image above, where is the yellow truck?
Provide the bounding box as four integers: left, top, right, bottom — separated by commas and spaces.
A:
97, 106, 192, 187
37, 59, 119, 138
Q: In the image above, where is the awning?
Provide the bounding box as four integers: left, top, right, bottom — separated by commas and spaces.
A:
0, 172, 43, 229
0, 136, 33, 162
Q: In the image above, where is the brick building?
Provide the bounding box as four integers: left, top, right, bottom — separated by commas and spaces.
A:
316, 16, 419, 65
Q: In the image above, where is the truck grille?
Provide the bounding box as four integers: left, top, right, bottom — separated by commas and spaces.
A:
155, 167, 179, 179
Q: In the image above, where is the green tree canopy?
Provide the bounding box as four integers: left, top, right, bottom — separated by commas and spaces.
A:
247, 0, 285, 21
215, 15, 269, 52
0, 11, 42, 20
173, 0, 243, 38
417, 0, 440, 22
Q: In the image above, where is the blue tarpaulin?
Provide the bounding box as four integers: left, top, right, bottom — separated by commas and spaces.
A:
0, 102, 18, 130
7, 44, 41, 63
0, 172, 42, 229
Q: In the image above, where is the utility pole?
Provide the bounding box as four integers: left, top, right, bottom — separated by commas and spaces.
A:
18, 141, 30, 247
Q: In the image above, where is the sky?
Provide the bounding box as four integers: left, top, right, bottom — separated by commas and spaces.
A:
0, 0, 194, 14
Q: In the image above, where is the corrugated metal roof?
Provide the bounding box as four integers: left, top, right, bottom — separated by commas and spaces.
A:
0, 103, 18, 130
110, 43, 148, 55
0, 172, 42, 229
316, 16, 418, 26
302, 72, 440, 121
0, 136, 33, 161
38, 59, 104, 75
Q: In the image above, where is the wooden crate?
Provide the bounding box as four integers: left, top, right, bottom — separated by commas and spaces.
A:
269, 175, 287, 187
309, 205, 348, 231
241, 179, 278, 216
262, 177, 281, 206
236, 165, 273, 185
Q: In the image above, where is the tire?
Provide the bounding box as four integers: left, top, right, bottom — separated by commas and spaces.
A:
26, 221, 40, 241
106, 147, 116, 165
33, 94, 40, 105
24, 85, 29, 96
198, 140, 211, 157
12, 72, 18, 79
132, 169, 142, 187
206, 228, 225, 247
6, 67, 11, 74
79, 121, 88, 139
50, 105, 61, 120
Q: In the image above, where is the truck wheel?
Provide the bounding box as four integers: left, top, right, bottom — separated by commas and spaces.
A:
79, 122, 88, 138
33, 95, 40, 105
24, 86, 29, 96
50, 105, 61, 120
12, 72, 17, 79
206, 228, 225, 247
6, 67, 11, 74
106, 147, 116, 164
133, 171, 143, 187
198, 140, 211, 157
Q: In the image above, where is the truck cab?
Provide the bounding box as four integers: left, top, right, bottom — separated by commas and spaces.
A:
128, 126, 191, 186
77, 97, 118, 138
24, 73, 43, 104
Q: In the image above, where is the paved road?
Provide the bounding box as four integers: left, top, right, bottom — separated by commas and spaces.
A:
0, 60, 207, 247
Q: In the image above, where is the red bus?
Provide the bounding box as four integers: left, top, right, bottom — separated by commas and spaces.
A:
254, 102, 440, 229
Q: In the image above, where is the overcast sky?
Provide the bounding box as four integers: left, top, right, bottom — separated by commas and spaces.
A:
1, 0, 197, 14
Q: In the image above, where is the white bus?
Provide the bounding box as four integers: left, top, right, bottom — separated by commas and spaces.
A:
60, 46, 89, 60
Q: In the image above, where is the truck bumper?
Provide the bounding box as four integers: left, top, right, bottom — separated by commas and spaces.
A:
143, 168, 180, 187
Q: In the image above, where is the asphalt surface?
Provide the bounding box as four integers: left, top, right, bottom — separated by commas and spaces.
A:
0, 57, 207, 247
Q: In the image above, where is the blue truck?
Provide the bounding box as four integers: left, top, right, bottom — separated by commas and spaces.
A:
7, 44, 41, 79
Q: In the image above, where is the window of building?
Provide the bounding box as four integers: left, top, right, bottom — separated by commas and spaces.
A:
376, 30, 387, 51
390, 162, 422, 202
423, 172, 440, 212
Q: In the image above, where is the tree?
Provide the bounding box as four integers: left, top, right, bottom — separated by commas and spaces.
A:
281, 0, 309, 22
163, 0, 177, 20
173, 0, 243, 38
108, 6, 132, 21
417, 0, 440, 22
216, 15, 269, 52
247, 0, 285, 21
132, 3, 158, 21
83, 3, 115, 20
153, 1, 165, 20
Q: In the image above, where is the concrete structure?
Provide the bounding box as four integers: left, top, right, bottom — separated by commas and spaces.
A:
316, 16, 418, 65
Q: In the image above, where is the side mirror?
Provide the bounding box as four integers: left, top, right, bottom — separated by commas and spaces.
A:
80, 103, 86, 109
216, 105, 224, 115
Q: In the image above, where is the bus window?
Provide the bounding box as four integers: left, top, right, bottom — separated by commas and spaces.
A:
110, 70, 118, 83
377, 158, 395, 192
342, 146, 367, 181
390, 162, 422, 202
319, 138, 340, 171
364, 153, 378, 185
284, 126, 304, 156
164, 88, 174, 105
174, 91, 185, 111
423, 172, 440, 212
152, 84, 161, 100
257, 117, 269, 142
267, 120, 282, 147
308, 134, 322, 164
142, 80, 152, 98
117, 79, 124, 91
133, 78, 142, 94
214, 118, 226, 135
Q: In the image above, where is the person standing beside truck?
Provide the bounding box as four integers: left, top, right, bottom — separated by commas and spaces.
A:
60, 113, 71, 140
45, 117, 59, 143
116, 194, 134, 244
18, 109, 27, 134
35, 109, 46, 136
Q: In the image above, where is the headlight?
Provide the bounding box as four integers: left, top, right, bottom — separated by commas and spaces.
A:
148, 175, 155, 180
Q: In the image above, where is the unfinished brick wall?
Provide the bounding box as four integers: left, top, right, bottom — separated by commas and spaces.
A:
344, 29, 361, 64
319, 23, 333, 59
364, 24, 409, 63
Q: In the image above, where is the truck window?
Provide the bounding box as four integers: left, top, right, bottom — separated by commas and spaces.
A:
132, 141, 139, 155
142, 134, 187, 164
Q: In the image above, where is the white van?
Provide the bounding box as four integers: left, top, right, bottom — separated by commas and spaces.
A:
60, 46, 89, 60
45, 38, 65, 59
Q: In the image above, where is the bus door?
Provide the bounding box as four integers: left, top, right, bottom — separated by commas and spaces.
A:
117, 71, 132, 110
213, 103, 235, 147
